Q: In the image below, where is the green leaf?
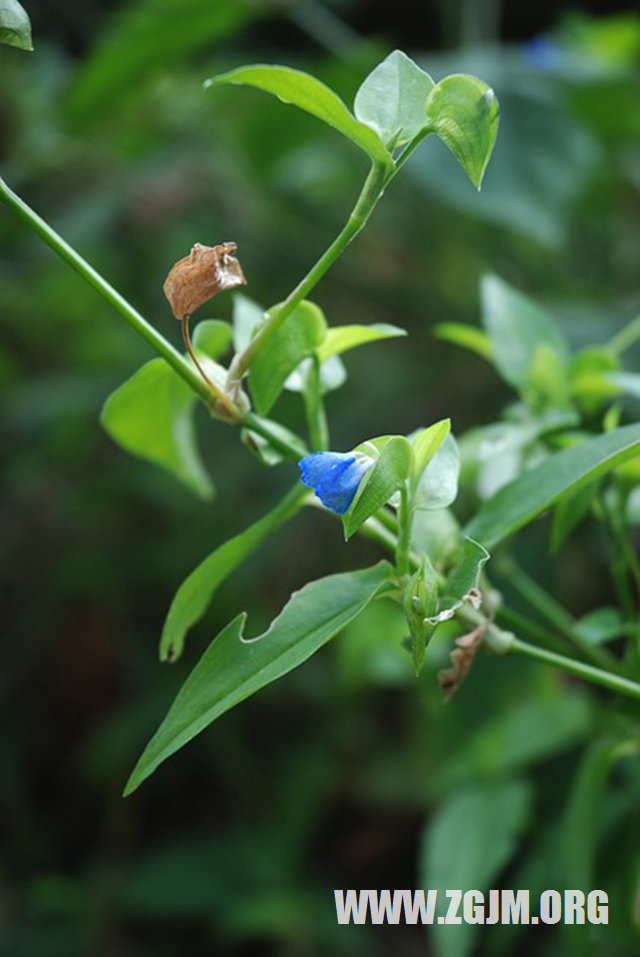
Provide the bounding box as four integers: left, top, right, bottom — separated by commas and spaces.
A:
101, 359, 213, 499
232, 293, 264, 352
425, 74, 499, 189
67, 0, 255, 125
466, 423, 640, 548
420, 780, 531, 957
426, 537, 489, 625
443, 538, 489, 605
604, 370, 640, 399
0, 0, 33, 51
284, 354, 347, 395
574, 607, 629, 645
414, 433, 460, 510
562, 738, 638, 887
249, 300, 327, 415
343, 436, 413, 539
410, 418, 451, 484
205, 64, 392, 167
191, 319, 232, 359
354, 49, 434, 149
316, 323, 406, 363
159, 485, 306, 662
481, 274, 571, 395
125, 561, 393, 794
437, 692, 593, 790
551, 480, 597, 552
433, 322, 493, 360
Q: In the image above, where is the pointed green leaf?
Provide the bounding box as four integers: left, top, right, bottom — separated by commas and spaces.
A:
481, 274, 571, 394
160, 485, 306, 662
316, 323, 406, 363
343, 436, 413, 539
420, 780, 532, 957
425, 74, 499, 189
249, 300, 327, 415
433, 322, 493, 360
125, 561, 394, 794
205, 64, 392, 167
0, 0, 33, 51
101, 359, 213, 499
410, 418, 451, 484
414, 433, 460, 510
466, 423, 640, 547
354, 50, 434, 149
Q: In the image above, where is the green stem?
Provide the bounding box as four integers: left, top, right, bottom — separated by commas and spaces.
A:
489, 630, 640, 703
228, 160, 388, 383
349, 510, 640, 699
607, 315, 640, 357
302, 356, 330, 451
497, 555, 621, 673
496, 606, 571, 657
0, 175, 215, 409
365, 525, 640, 702
0, 174, 313, 461
241, 411, 308, 461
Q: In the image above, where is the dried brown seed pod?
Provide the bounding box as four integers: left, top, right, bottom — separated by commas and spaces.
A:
163, 242, 246, 321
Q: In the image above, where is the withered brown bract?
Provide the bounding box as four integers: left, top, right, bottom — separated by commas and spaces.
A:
438, 623, 486, 702
163, 242, 246, 320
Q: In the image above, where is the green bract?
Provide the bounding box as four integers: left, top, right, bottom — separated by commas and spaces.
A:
343, 435, 413, 539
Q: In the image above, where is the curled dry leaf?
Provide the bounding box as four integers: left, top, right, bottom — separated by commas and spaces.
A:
438, 624, 486, 702
163, 242, 246, 320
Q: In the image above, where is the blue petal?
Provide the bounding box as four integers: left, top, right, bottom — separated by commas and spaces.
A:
299, 452, 373, 514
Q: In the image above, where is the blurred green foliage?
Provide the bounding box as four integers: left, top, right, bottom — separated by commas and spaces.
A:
1, 1, 639, 955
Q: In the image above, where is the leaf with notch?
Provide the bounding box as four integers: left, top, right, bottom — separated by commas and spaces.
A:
249, 300, 327, 415
125, 561, 394, 794
0, 0, 33, 51
205, 64, 392, 166
425, 74, 499, 189
343, 436, 413, 539
354, 50, 434, 149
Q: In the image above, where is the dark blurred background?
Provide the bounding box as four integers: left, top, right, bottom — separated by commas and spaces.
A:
1, 1, 640, 955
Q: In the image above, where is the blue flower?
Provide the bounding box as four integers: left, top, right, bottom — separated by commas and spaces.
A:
299, 451, 374, 514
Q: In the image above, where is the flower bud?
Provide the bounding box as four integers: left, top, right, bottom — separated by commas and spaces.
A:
163, 242, 246, 320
